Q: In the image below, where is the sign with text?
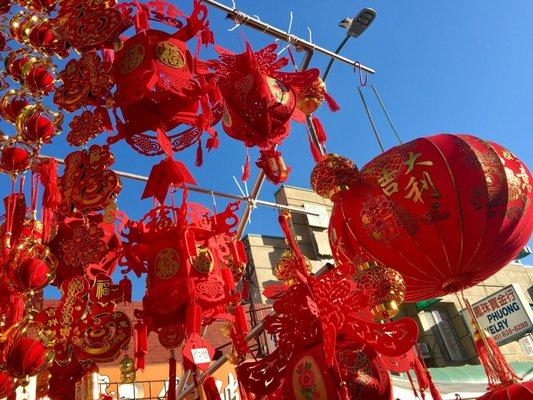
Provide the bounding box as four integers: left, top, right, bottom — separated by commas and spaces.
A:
461, 284, 533, 345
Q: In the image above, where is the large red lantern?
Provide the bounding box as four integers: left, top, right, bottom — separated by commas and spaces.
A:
314, 134, 533, 301
111, 0, 220, 157
476, 382, 533, 400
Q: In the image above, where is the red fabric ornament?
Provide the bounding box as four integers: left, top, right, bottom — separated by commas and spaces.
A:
111, 0, 221, 156
58, 144, 121, 213
256, 149, 291, 185
134, 321, 148, 370
142, 157, 196, 204
476, 382, 533, 400
33, 158, 61, 242
24, 19, 68, 57
67, 110, 106, 146
318, 134, 533, 301
0, 371, 15, 398
0, 0, 11, 14
52, 0, 129, 52
48, 213, 121, 285
54, 52, 114, 112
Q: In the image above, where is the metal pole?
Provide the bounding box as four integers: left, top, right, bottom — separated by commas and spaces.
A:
234, 50, 316, 238
201, 0, 375, 75
41, 156, 320, 218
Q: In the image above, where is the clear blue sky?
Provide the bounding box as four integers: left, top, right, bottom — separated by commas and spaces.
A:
2, 0, 532, 298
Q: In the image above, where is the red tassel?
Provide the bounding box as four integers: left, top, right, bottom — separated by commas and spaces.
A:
307, 133, 322, 163
142, 158, 196, 203
167, 351, 177, 400
119, 275, 132, 304
311, 116, 327, 144
406, 370, 420, 398
202, 377, 221, 400
156, 128, 174, 159
185, 304, 202, 336
427, 370, 443, 400
195, 140, 203, 167
241, 153, 250, 182
206, 134, 219, 151
34, 158, 60, 243
134, 1, 149, 31
134, 321, 148, 370
324, 91, 340, 112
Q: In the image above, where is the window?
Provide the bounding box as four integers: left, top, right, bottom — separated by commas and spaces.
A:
425, 309, 465, 362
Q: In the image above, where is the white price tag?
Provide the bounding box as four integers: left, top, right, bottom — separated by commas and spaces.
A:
191, 348, 211, 364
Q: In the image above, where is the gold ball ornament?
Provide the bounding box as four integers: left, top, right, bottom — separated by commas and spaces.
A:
353, 261, 406, 321
297, 78, 326, 115
310, 153, 361, 200
274, 248, 312, 284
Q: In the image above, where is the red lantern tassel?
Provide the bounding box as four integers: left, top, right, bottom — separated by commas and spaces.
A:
196, 140, 203, 167
119, 275, 132, 304
34, 158, 60, 243
307, 133, 323, 163
324, 91, 341, 112
427, 370, 443, 400
134, 322, 148, 371
241, 152, 250, 182
311, 116, 327, 144
202, 377, 221, 400
167, 350, 177, 400
206, 133, 219, 151
406, 370, 420, 399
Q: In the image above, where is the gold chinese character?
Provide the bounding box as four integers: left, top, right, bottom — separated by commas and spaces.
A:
405, 176, 427, 203
404, 152, 433, 174
378, 169, 399, 196
95, 280, 110, 299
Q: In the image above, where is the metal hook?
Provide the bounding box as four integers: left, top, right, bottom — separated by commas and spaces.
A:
354, 62, 368, 86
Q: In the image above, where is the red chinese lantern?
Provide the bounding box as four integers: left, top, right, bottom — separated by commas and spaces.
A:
6, 242, 56, 292
2, 323, 52, 378
210, 42, 318, 181
111, 0, 220, 157
4, 50, 30, 82
0, 90, 30, 123
21, 58, 56, 95
313, 134, 533, 301
0, 144, 31, 175
476, 382, 533, 400
16, 104, 62, 146
0, 371, 16, 398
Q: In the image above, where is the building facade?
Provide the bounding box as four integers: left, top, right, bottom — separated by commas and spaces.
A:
242, 185, 533, 368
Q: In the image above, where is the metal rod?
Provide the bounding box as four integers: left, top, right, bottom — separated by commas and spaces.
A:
201, 0, 375, 74
41, 156, 320, 217
357, 86, 385, 153
234, 50, 316, 239
371, 84, 403, 144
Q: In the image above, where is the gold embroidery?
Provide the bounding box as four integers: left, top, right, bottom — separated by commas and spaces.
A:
155, 248, 180, 280
156, 42, 185, 68
120, 44, 145, 74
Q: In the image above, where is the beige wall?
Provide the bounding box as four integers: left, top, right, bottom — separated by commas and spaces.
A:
244, 185, 533, 367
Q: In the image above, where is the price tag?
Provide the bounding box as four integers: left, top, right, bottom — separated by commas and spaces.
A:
191, 348, 211, 364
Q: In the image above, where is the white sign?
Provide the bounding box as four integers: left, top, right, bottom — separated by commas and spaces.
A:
462, 283, 533, 345
191, 347, 211, 364
303, 203, 330, 229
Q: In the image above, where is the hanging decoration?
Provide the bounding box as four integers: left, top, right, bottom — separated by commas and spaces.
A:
313, 135, 533, 302
209, 42, 320, 183
237, 211, 419, 399
110, 0, 221, 159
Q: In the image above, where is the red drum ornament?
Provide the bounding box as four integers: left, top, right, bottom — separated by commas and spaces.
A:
315, 134, 533, 301
476, 382, 533, 400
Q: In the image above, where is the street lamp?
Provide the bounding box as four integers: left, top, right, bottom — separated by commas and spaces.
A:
322, 7, 376, 81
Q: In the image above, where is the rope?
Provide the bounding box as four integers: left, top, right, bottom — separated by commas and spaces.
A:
371, 84, 403, 144
357, 86, 385, 153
